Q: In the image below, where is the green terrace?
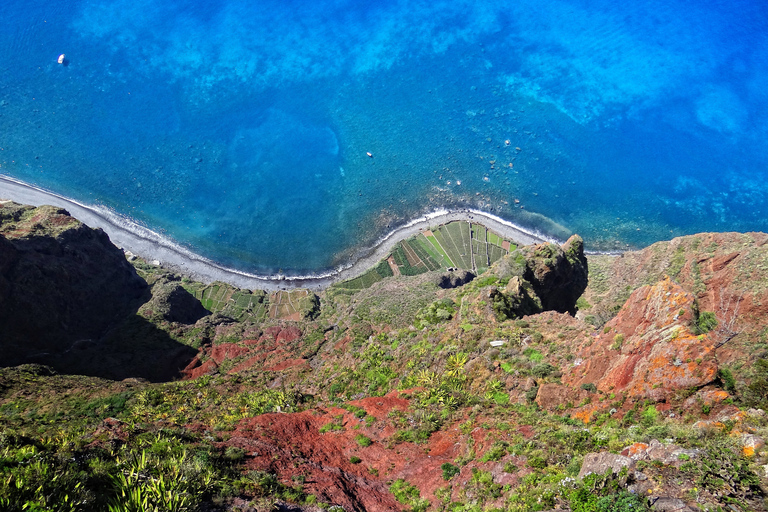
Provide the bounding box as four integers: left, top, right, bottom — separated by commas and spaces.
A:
334, 221, 517, 292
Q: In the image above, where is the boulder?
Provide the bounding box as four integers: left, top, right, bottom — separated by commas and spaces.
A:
649, 497, 696, 512
578, 452, 634, 480
621, 439, 699, 467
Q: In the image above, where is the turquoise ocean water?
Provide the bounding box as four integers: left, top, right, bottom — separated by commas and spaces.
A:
1, 0, 767, 275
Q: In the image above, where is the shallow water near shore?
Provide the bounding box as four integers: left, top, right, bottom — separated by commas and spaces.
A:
1, 0, 767, 275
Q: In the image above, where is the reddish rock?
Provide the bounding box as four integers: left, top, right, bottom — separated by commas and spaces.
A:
586, 232, 768, 373
264, 325, 283, 339
182, 358, 218, 380
563, 277, 718, 410
276, 325, 302, 343
220, 391, 493, 510
210, 343, 249, 364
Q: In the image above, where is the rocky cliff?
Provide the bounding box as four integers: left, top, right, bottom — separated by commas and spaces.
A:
1, 205, 768, 512
0, 202, 147, 366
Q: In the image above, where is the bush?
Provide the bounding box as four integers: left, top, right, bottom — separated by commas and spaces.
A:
718, 368, 736, 393
640, 405, 659, 427
523, 348, 544, 362
681, 438, 761, 503
695, 311, 718, 334
480, 441, 509, 462
441, 462, 461, 480
531, 363, 557, 378
355, 434, 372, 447
224, 446, 246, 461
390, 479, 429, 512
581, 383, 597, 393
414, 299, 456, 328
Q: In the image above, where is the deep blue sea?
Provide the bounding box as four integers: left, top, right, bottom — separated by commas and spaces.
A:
2, 0, 767, 275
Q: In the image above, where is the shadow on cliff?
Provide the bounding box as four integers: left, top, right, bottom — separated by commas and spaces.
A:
0, 203, 200, 382
2, 271, 201, 382
25, 312, 200, 383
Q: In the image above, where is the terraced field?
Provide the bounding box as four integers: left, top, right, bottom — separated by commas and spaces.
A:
185, 282, 269, 322
333, 221, 517, 291
268, 289, 320, 320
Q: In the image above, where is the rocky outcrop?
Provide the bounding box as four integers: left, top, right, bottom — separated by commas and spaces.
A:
563, 277, 718, 406
141, 275, 210, 324
584, 232, 768, 368
434, 269, 476, 289
577, 452, 634, 479
486, 235, 588, 319
0, 203, 148, 366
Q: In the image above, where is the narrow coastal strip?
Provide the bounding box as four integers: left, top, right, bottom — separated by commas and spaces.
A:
0, 175, 554, 291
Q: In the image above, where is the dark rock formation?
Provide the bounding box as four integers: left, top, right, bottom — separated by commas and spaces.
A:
141, 275, 210, 324
489, 235, 588, 319
519, 235, 588, 314
434, 269, 475, 289
0, 203, 148, 366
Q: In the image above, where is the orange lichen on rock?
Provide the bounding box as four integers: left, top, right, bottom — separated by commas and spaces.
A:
563, 277, 718, 408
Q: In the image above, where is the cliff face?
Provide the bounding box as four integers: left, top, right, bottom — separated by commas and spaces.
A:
0, 202, 148, 366
584, 232, 768, 371
3, 204, 768, 512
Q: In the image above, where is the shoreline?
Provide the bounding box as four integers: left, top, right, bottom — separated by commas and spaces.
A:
1, 174, 557, 291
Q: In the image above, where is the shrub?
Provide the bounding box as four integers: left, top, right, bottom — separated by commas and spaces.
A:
718, 368, 736, 393
355, 434, 372, 447
581, 383, 598, 393
531, 363, 557, 379
641, 405, 659, 427
349, 456, 362, 464
390, 479, 429, 512
480, 441, 509, 462
224, 446, 246, 461
523, 348, 544, 363
415, 299, 456, 328
681, 438, 761, 502
695, 311, 718, 334
503, 462, 519, 473
441, 462, 460, 480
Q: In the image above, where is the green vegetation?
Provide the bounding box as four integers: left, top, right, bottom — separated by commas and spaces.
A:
695, 310, 718, 334
414, 298, 456, 328
390, 479, 429, 512
333, 221, 515, 290
184, 282, 268, 322
6, 218, 768, 512
441, 462, 461, 480
355, 434, 372, 447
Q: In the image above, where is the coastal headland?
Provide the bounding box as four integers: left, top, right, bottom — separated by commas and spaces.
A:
0, 175, 555, 291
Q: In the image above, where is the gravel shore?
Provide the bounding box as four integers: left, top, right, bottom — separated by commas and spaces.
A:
1, 175, 554, 291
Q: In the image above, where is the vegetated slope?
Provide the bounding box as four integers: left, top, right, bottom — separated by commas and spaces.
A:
2, 204, 768, 511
